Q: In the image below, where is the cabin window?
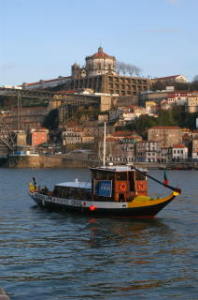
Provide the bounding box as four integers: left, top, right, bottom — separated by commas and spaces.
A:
53, 186, 91, 200
93, 171, 114, 180
136, 172, 146, 181
116, 172, 127, 180
93, 180, 112, 198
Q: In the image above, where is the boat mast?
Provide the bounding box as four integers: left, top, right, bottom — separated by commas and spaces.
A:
102, 122, 106, 167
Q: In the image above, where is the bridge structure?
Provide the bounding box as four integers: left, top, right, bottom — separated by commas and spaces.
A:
0, 113, 16, 152
0, 88, 53, 151
0, 88, 100, 151
0, 87, 54, 99
0, 87, 99, 106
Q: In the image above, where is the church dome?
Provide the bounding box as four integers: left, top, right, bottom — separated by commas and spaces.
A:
88, 47, 112, 59
85, 47, 116, 77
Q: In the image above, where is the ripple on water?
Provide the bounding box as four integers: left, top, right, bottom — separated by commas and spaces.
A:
0, 169, 198, 299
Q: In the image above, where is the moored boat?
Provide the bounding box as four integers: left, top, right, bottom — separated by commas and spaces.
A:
28, 165, 181, 218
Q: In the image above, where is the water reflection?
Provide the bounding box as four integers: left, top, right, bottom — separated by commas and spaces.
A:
85, 217, 173, 248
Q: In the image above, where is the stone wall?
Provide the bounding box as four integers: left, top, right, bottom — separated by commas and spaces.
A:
6, 155, 98, 168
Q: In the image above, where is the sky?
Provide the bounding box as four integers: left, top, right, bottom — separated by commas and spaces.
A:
0, 0, 197, 86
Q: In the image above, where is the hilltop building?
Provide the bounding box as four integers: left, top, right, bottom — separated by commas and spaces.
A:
152, 75, 188, 85
21, 47, 150, 97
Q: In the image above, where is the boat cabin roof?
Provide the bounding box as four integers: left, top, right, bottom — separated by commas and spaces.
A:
56, 181, 91, 189
90, 165, 147, 173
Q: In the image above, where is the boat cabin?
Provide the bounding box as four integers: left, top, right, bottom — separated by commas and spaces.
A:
53, 181, 92, 200
90, 165, 147, 202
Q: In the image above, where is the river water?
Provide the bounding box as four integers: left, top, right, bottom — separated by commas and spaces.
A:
0, 168, 197, 299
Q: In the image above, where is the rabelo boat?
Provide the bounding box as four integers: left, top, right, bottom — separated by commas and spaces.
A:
28, 164, 181, 218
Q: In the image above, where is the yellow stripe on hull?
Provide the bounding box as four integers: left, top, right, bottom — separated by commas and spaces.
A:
127, 192, 176, 208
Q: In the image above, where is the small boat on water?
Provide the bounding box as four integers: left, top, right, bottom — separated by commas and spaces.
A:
28, 164, 181, 218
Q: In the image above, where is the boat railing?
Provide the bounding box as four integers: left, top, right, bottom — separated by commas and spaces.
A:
149, 192, 171, 199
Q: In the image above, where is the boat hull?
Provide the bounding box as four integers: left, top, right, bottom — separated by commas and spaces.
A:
29, 192, 176, 218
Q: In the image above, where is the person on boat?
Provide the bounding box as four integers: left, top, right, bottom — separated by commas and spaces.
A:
41, 186, 49, 195
29, 177, 37, 192
28, 182, 35, 192
32, 177, 37, 189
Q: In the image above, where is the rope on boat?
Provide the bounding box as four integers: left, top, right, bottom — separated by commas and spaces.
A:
131, 165, 181, 194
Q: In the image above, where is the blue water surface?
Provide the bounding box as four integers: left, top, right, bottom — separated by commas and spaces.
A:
0, 168, 197, 299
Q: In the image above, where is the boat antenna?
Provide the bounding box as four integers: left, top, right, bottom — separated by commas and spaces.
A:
132, 165, 181, 194
102, 122, 106, 167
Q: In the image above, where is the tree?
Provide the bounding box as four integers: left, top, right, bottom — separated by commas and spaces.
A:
116, 61, 141, 76
157, 110, 177, 126
126, 115, 157, 138
193, 75, 198, 82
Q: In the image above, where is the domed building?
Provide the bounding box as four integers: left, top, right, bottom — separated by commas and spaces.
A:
67, 47, 150, 97
85, 47, 116, 77
22, 47, 150, 98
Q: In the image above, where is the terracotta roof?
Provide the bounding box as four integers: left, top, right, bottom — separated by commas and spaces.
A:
154, 75, 181, 80
23, 76, 70, 87
173, 144, 186, 148
91, 52, 110, 59
112, 131, 132, 137
86, 47, 114, 60
106, 137, 116, 142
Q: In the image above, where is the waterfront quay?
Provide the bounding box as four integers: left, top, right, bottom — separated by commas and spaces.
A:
1, 154, 198, 169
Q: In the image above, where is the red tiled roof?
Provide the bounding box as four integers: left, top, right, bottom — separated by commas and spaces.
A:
106, 137, 116, 142
112, 131, 132, 137
86, 47, 114, 60
154, 75, 181, 80
23, 76, 70, 86
91, 52, 110, 59
173, 144, 186, 148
